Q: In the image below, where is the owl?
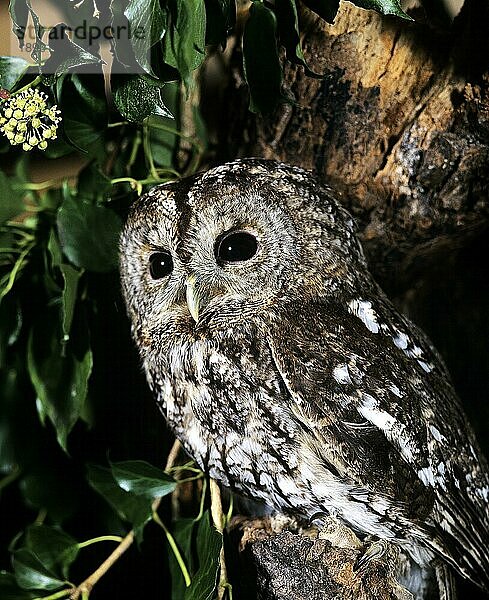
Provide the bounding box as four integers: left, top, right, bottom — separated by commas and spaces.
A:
119, 159, 489, 599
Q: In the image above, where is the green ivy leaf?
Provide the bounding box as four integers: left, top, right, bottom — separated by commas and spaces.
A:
0, 571, 35, 599
57, 195, 122, 273
185, 511, 222, 600
87, 464, 153, 541
76, 162, 111, 201
45, 229, 64, 296
204, 0, 236, 46
351, 0, 412, 18
43, 31, 102, 77
47, 229, 82, 345
0, 172, 24, 225
124, 0, 167, 75
20, 470, 80, 523
9, 1, 47, 62
9, 0, 29, 47
59, 264, 81, 345
147, 82, 180, 166
24, 525, 79, 579
243, 2, 284, 114
42, 137, 74, 159
112, 74, 173, 123
58, 73, 108, 153
169, 518, 195, 600
110, 460, 177, 499
27, 307, 92, 452
148, 118, 178, 166
47, 228, 63, 271
12, 549, 66, 591
0, 56, 30, 91
275, 0, 319, 74
300, 0, 340, 24
162, 0, 206, 89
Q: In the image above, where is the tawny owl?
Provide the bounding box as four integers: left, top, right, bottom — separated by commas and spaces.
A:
119, 159, 489, 598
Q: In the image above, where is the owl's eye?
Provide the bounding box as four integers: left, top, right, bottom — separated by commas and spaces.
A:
149, 252, 173, 279
215, 231, 258, 263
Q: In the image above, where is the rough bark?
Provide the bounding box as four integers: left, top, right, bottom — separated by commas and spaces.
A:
226, 518, 414, 600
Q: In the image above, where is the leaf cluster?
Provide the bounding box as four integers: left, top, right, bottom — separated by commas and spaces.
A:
0, 59, 211, 600
4, 0, 409, 121
1, 459, 221, 599
0, 86, 214, 597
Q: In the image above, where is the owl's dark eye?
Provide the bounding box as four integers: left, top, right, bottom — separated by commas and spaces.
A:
149, 252, 173, 279
215, 231, 258, 263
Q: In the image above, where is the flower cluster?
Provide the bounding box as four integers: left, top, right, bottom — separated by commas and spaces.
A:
0, 88, 61, 151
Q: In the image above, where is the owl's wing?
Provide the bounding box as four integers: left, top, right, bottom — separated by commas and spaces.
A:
264, 296, 489, 589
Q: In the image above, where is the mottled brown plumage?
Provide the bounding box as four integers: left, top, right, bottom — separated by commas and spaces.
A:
119, 159, 489, 599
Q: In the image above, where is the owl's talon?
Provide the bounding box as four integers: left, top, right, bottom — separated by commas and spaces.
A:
353, 539, 389, 572
318, 516, 363, 550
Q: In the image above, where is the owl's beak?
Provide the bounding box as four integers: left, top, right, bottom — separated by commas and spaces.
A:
186, 275, 202, 323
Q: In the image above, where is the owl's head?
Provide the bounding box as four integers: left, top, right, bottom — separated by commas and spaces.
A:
120, 159, 367, 340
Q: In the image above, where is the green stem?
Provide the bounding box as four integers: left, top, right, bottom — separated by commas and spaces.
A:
33, 588, 73, 600
107, 121, 129, 128
143, 122, 160, 181
110, 177, 143, 195
0, 466, 21, 492
177, 473, 205, 484
69, 531, 135, 600
146, 121, 204, 176
154, 167, 181, 179
167, 462, 202, 475
111, 175, 178, 195
147, 121, 203, 152
223, 582, 234, 600
12, 75, 43, 95
225, 492, 234, 526
0, 241, 33, 299
110, 177, 138, 185
152, 511, 191, 587
78, 535, 124, 549
15, 179, 60, 191
127, 131, 142, 170
35, 508, 48, 525
0, 224, 36, 236
195, 477, 208, 522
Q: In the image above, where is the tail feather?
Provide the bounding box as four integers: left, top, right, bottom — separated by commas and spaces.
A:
436, 562, 457, 600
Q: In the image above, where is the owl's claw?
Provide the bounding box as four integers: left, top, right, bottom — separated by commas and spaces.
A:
318, 516, 363, 550
353, 539, 389, 572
